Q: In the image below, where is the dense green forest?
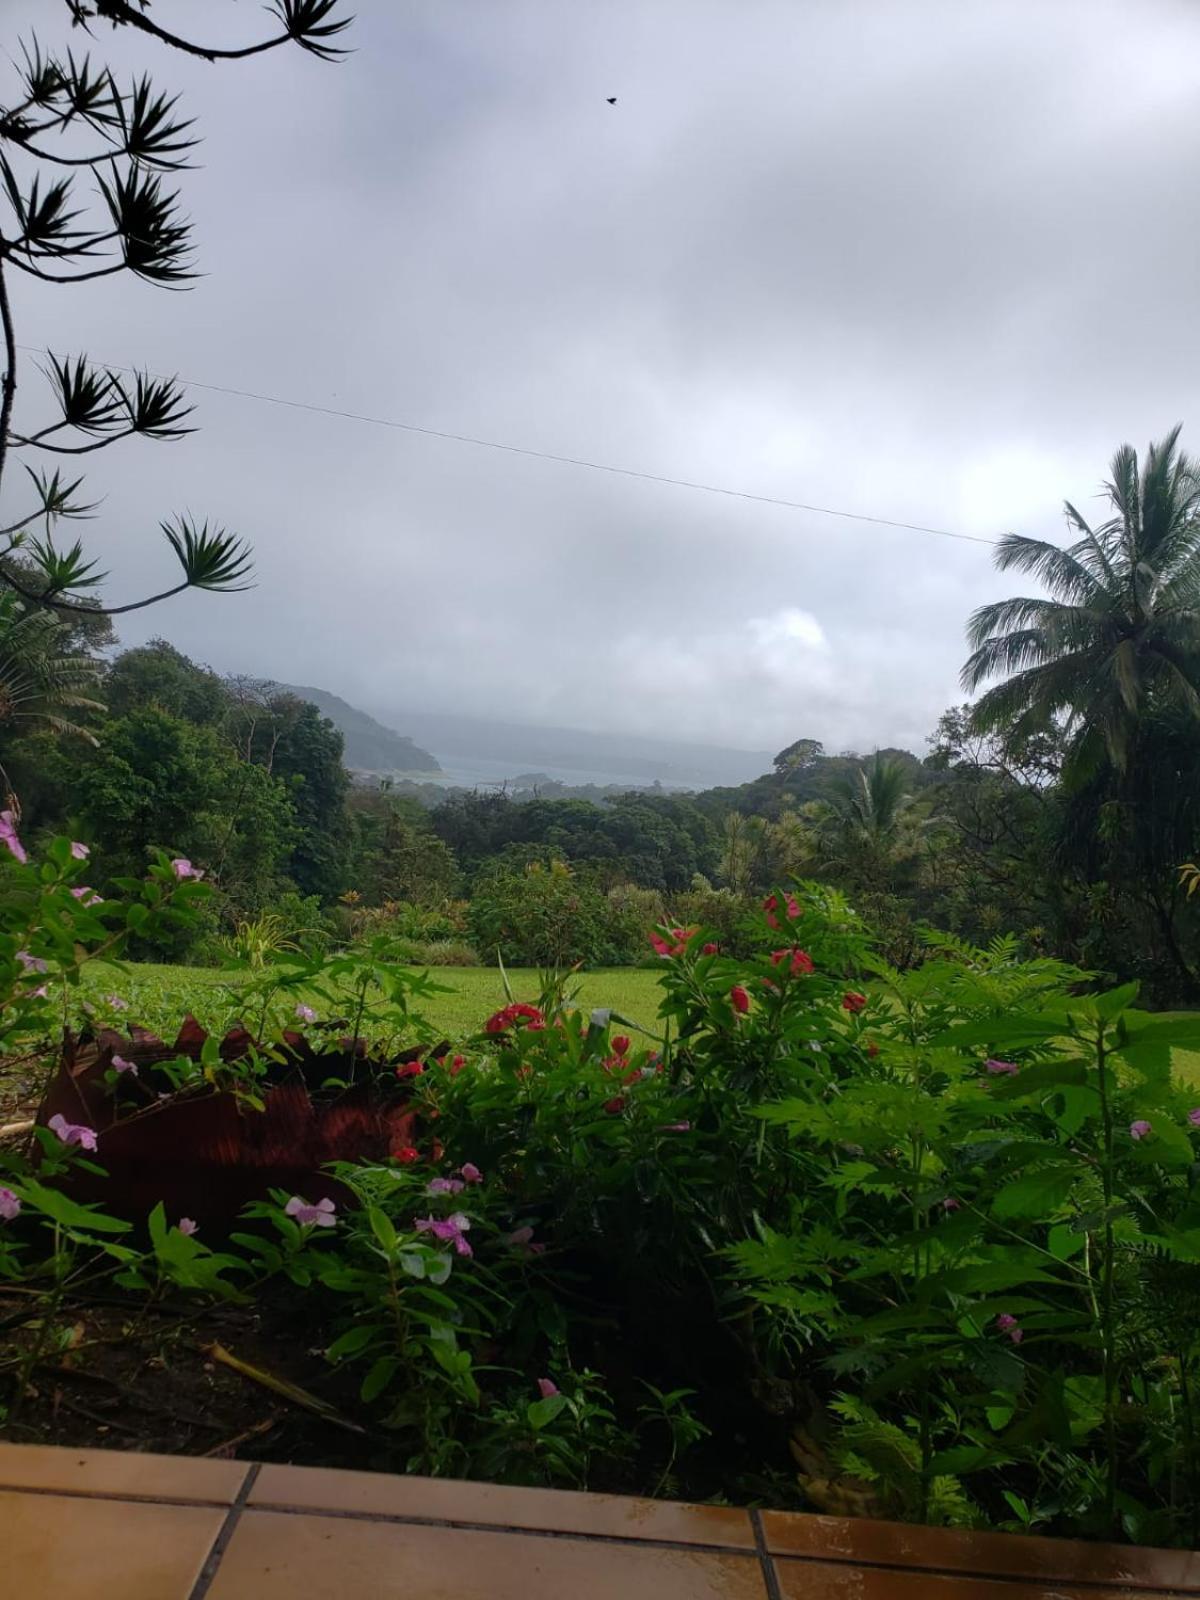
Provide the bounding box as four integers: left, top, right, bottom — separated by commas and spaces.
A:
9, 552, 1200, 1002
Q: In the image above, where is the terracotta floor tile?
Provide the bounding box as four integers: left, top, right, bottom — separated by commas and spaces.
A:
762, 1510, 1200, 1593
209, 1509, 768, 1599
0, 1441, 247, 1504
1, 1488, 225, 1598
774, 1557, 1167, 1599
250, 1463, 755, 1547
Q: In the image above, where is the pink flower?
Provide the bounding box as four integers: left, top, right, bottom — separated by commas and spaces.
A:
730, 985, 751, 1015
414, 1212, 473, 1257
995, 1312, 1023, 1344
178, 1217, 198, 1236
47, 1113, 97, 1151
16, 950, 47, 974
763, 892, 800, 930
485, 1002, 545, 1034
427, 1176, 465, 1195
29, 984, 48, 999
285, 1195, 337, 1228
69, 841, 90, 861
505, 1226, 535, 1247
941, 1196, 961, 1212
460, 1162, 482, 1184
658, 1121, 691, 1132
111, 1054, 138, 1076
842, 991, 867, 1014
984, 1058, 1019, 1076
170, 857, 203, 881
294, 1003, 317, 1023
70, 886, 103, 907
702, 942, 719, 956
536, 1377, 559, 1399
0, 810, 27, 864
611, 1035, 631, 1057
1129, 1119, 1152, 1141
1189, 1108, 1200, 1128
449, 1054, 467, 1077
0, 1186, 21, 1221
771, 947, 815, 977
106, 994, 127, 1011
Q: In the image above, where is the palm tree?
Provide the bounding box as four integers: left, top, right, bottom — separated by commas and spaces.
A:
0, 594, 104, 747
963, 426, 1200, 773
817, 754, 921, 891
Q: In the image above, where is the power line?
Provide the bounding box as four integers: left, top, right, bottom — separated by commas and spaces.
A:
14, 342, 997, 547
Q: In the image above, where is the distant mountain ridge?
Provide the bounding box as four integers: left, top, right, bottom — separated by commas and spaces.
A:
274, 684, 441, 773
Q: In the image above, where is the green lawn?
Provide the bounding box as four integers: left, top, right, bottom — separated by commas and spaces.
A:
70, 963, 1200, 1086
78, 962, 669, 1045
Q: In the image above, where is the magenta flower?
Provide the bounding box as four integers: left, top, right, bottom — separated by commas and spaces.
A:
106, 994, 128, 1011
69, 841, 90, 861
414, 1212, 473, 1257
294, 1003, 317, 1023
285, 1194, 337, 1228
111, 1054, 138, 1077
427, 1177, 465, 1196
658, 1121, 691, 1132
942, 1196, 962, 1211
0, 1186, 21, 1221
47, 1113, 97, 1151
29, 985, 48, 999
460, 1162, 482, 1184
70, 886, 103, 907
178, 1217, 198, 1236
505, 1226, 534, 1247
0, 810, 27, 864
16, 950, 47, 974
1129, 1119, 1152, 1141
536, 1377, 560, 1399
170, 857, 203, 881
1189, 1108, 1200, 1128
995, 1312, 1023, 1344
985, 1059, 1019, 1076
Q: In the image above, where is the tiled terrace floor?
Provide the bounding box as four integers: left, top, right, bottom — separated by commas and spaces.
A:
2, 1442, 1199, 1598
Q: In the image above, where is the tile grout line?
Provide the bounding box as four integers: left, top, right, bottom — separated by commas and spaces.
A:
186, 1462, 261, 1600
750, 1509, 784, 1600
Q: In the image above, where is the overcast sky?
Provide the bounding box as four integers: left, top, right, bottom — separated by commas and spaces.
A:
7, 0, 1200, 755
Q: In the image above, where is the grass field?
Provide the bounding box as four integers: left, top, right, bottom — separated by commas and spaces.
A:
77, 962, 669, 1044
64, 962, 1200, 1085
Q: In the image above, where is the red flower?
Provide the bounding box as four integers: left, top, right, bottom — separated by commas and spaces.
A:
396, 1146, 420, 1164
484, 1002, 546, 1034
702, 942, 719, 956
396, 1060, 424, 1079
842, 991, 867, 1014
611, 1035, 631, 1057
449, 1054, 467, 1076
763, 893, 800, 930
770, 947, 814, 977
730, 985, 751, 1015
650, 925, 697, 958
604, 1096, 627, 1114
866, 1041, 879, 1058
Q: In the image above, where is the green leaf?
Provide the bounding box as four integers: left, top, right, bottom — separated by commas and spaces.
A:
15, 1179, 131, 1234
360, 1356, 399, 1403
526, 1393, 568, 1430
991, 1167, 1078, 1220
367, 1205, 397, 1253
987, 1059, 1089, 1100
1047, 1224, 1085, 1261
327, 1324, 378, 1362
928, 1015, 1069, 1050
1092, 981, 1140, 1021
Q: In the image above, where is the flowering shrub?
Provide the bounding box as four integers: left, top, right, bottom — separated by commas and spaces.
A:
6, 861, 1200, 1537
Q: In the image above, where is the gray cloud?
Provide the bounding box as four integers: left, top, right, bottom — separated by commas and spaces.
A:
6, 0, 1200, 756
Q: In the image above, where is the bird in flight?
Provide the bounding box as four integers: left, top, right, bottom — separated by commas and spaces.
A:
606, 96, 617, 104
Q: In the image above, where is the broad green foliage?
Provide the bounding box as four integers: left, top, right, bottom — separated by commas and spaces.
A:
6, 828, 1200, 1538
